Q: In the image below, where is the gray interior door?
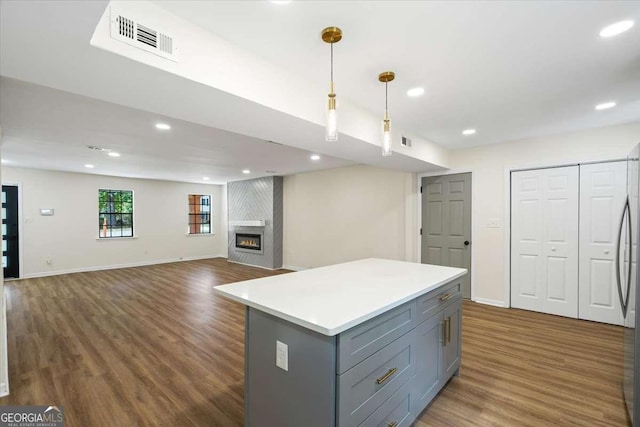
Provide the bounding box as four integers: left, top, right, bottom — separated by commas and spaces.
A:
421, 173, 472, 298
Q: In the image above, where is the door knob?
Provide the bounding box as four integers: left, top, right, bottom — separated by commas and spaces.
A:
551, 247, 556, 252
464, 241, 470, 246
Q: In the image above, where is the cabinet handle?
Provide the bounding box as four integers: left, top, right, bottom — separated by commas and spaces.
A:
439, 293, 452, 302
442, 321, 447, 346
376, 367, 398, 385
388, 423, 398, 427
447, 316, 452, 343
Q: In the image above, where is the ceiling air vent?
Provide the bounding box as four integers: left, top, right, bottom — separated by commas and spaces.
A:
110, 6, 178, 62
401, 136, 412, 148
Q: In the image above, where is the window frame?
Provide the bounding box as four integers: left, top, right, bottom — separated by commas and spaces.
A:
187, 194, 213, 235
97, 189, 135, 239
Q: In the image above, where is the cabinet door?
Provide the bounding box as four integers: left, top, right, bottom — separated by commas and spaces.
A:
414, 311, 443, 414
443, 298, 462, 378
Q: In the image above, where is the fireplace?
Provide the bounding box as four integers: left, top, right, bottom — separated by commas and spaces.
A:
235, 233, 263, 253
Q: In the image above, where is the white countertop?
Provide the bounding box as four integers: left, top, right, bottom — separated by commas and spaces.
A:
213, 258, 467, 336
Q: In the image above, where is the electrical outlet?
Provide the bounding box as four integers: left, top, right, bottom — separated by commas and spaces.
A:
276, 340, 288, 371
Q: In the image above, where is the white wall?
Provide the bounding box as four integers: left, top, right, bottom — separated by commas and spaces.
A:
448, 121, 640, 305
283, 165, 417, 269
2, 167, 226, 278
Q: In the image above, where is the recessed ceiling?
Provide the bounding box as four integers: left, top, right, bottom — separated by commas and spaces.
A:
0, 78, 353, 184
158, 0, 640, 148
0, 0, 638, 183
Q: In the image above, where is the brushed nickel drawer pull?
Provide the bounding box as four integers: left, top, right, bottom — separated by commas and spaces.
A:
388, 423, 398, 427
376, 367, 398, 385
442, 321, 447, 346
447, 316, 452, 343
439, 293, 452, 302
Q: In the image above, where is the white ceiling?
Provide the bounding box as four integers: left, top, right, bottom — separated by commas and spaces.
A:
0, 77, 353, 184
0, 0, 639, 184
160, 0, 640, 149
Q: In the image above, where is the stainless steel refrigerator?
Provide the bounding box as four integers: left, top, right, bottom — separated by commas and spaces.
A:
621, 143, 640, 425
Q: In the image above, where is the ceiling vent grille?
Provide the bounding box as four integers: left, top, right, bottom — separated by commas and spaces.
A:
110, 6, 178, 62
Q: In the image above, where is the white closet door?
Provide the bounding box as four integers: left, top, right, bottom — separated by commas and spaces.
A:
579, 161, 626, 325
511, 166, 579, 317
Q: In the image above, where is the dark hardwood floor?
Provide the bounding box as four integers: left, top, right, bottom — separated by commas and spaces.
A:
0, 259, 628, 426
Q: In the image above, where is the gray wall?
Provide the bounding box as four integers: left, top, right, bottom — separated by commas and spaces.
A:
228, 176, 283, 269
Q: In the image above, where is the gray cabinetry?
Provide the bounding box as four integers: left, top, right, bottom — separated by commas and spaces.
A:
245, 278, 464, 427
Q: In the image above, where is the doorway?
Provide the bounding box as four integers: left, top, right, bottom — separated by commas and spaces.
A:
2, 185, 19, 279
421, 173, 472, 298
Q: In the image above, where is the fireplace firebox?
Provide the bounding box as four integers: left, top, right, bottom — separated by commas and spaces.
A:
235, 233, 262, 252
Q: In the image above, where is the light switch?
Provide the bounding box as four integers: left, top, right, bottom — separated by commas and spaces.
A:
276, 340, 288, 371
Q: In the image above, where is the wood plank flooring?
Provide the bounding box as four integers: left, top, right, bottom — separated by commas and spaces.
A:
0, 259, 628, 426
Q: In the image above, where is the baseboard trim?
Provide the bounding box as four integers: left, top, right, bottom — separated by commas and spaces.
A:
281, 265, 307, 272
473, 298, 506, 308
20, 255, 226, 279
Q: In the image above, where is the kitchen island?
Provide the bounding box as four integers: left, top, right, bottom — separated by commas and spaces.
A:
213, 258, 467, 427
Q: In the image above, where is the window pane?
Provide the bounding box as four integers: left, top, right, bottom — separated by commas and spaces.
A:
98, 189, 134, 238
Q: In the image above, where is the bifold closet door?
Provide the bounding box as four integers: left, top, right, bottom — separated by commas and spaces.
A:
511, 166, 579, 318
579, 161, 627, 325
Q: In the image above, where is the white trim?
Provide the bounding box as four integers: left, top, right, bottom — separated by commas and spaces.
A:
416, 169, 476, 301
229, 220, 266, 227
281, 265, 307, 272
185, 232, 215, 237
96, 236, 139, 241
20, 254, 225, 279
473, 297, 506, 308
0, 289, 8, 397
503, 155, 628, 309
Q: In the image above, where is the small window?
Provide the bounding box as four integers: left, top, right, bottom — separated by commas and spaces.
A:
99, 189, 133, 238
188, 194, 211, 234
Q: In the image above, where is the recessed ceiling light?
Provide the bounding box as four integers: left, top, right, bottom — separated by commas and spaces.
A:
462, 129, 476, 136
407, 87, 425, 97
203, 176, 210, 181
595, 101, 616, 110
310, 154, 321, 161
600, 20, 634, 38
1, 159, 9, 164
108, 152, 121, 157
155, 123, 171, 130
242, 169, 251, 174
85, 164, 95, 169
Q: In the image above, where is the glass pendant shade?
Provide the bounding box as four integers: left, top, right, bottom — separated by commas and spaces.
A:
382, 117, 392, 156
326, 95, 338, 142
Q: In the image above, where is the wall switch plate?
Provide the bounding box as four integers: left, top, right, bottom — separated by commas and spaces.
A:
276, 340, 288, 371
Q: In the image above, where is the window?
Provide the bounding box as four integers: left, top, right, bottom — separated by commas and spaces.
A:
99, 189, 133, 238
188, 194, 211, 234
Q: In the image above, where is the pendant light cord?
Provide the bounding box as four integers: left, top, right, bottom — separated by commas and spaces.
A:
385, 82, 388, 112
330, 42, 334, 86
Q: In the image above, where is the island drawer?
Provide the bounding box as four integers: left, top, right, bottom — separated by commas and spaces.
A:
337, 300, 417, 374
358, 376, 415, 427
416, 280, 461, 323
337, 329, 416, 427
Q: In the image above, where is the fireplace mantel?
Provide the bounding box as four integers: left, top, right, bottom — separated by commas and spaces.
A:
229, 220, 266, 227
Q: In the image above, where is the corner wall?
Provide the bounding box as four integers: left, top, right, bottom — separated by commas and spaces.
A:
283, 165, 417, 269
2, 167, 226, 277
449, 121, 640, 305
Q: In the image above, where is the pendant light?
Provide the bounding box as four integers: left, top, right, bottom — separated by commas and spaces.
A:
321, 27, 342, 142
379, 71, 395, 156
